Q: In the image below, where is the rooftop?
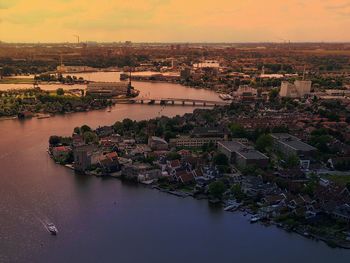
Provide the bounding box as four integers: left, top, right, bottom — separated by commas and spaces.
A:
271, 133, 317, 152
218, 140, 268, 160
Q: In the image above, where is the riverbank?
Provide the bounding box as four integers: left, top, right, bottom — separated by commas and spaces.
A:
55, 158, 350, 250
47, 111, 350, 251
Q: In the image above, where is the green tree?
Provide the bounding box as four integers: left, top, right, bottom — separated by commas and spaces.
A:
122, 118, 134, 131
49, 135, 61, 146
73, 127, 81, 134
166, 152, 181, 160
269, 88, 279, 102
285, 154, 300, 168
113, 121, 124, 135
83, 131, 98, 144
56, 88, 65, 96
213, 153, 229, 166
229, 123, 247, 138
80, 125, 92, 134
256, 134, 273, 152
231, 184, 245, 201
208, 181, 226, 199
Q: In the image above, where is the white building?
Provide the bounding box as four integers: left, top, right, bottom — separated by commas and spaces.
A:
279, 80, 311, 98
193, 60, 220, 69
86, 82, 129, 97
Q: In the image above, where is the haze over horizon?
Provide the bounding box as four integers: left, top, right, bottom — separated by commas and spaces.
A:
1, 0, 350, 43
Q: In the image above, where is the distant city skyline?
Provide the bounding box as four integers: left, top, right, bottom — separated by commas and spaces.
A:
1, 0, 350, 43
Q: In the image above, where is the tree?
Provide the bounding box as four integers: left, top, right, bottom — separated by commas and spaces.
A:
113, 121, 124, 134
166, 152, 181, 161
213, 153, 229, 166
73, 127, 80, 134
231, 184, 245, 201
256, 134, 273, 152
49, 135, 61, 146
208, 181, 226, 199
269, 88, 279, 102
83, 131, 98, 144
202, 141, 216, 153
285, 154, 300, 168
80, 125, 92, 134
122, 118, 134, 131
229, 123, 247, 138
56, 88, 64, 96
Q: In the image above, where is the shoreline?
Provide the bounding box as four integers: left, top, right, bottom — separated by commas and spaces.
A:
57, 159, 350, 250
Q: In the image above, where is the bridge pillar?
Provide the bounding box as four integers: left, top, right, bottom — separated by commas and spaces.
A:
141, 100, 144, 104
172, 100, 174, 105
203, 102, 206, 106
193, 101, 195, 106
182, 101, 185, 106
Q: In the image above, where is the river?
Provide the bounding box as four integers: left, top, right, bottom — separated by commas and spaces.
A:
0, 73, 349, 263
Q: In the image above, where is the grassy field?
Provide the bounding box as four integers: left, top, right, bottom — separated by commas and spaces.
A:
0, 78, 34, 84
322, 174, 350, 186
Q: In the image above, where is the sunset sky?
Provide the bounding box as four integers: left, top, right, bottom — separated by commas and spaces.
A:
1, 0, 350, 43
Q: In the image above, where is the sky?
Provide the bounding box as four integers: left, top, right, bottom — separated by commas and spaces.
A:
0, 0, 350, 43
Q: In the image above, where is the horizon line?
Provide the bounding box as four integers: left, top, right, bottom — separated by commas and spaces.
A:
2, 41, 350, 45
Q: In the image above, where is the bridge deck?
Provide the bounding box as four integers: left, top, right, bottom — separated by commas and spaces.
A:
130, 97, 230, 105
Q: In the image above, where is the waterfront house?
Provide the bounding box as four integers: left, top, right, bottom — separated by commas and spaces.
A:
138, 169, 162, 183
333, 204, 350, 223
98, 155, 120, 173
174, 169, 195, 184
241, 176, 278, 197
261, 194, 287, 206
52, 146, 71, 160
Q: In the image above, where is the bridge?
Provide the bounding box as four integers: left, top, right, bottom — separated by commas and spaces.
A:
113, 97, 230, 107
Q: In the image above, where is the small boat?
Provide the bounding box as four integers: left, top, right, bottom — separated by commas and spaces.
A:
224, 204, 239, 211
37, 114, 51, 119
46, 223, 58, 235
250, 216, 260, 223
107, 109, 111, 112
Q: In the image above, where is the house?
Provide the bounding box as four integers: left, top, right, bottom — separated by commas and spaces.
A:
98, 156, 120, 173
51, 146, 71, 159
121, 162, 152, 180
138, 169, 162, 183
261, 194, 286, 206
333, 204, 350, 223
177, 149, 192, 158
96, 126, 114, 137
174, 169, 195, 184
167, 159, 182, 174
241, 176, 278, 197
